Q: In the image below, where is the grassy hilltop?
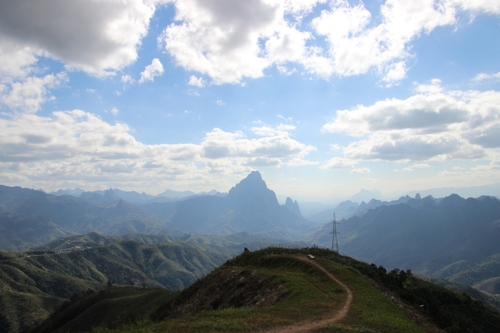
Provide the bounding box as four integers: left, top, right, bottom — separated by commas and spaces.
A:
33, 247, 500, 333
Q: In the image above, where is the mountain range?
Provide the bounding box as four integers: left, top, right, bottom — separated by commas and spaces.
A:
1, 171, 500, 332
307, 193, 500, 296
0, 171, 309, 251
52, 187, 222, 205
3, 172, 500, 295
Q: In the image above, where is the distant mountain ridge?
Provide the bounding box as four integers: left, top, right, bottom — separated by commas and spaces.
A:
3, 175, 500, 332
163, 171, 309, 235
52, 187, 224, 205
4, 175, 500, 304
307, 193, 435, 224
0, 171, 309, 251
307, 193, 500, 296
285, 197, 302, 217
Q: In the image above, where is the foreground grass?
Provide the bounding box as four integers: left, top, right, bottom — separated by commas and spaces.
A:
317, 259, 425, 333
93, 250, 424, 333
95, 258, 346, 332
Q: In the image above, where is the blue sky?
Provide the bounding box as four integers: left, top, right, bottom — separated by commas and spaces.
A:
0, 0, 499, 202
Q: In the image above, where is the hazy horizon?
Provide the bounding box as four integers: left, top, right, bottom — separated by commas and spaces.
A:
1, 1, 499, 202
34, 177, 500, 207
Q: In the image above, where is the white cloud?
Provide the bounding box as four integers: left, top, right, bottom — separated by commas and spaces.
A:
252, 123, 296, 137
283, 0, 327, 16
202, 126, 314, 160
159, 0, 500, 85
383, 61, 407, 86
414, 78, 443, 94
0, 0, 158, 78
0, 110, 315, 191
276, 64, 297, 76
244, 157, 283, 167
188, 75, 206, 87
350, 167, 371, 174
342, 132, 479, 162
121, 74, 135, 84
311, 0, 457, 83
265, 23, 311, 64
403, 163, 431, 172
0, 37, 40, 81
139, 58, 164, 83
287, 157, 318, 167
320, 157, 356, 170
323, 81, 500, 162
329, 143, 342, 151
432, 159, 500, 189
324, 92, 469, 136
216, 99, 225, 106
473, 72, 500, 82
277, 114, 294, 122
160, 0, 280, 84
451, 0, 500, 14
0, 73, 67, 113
1, 0, 496, 86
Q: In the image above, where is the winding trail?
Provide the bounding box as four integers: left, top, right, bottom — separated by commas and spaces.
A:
266, 255, 353, 333
0, 247, 89, 262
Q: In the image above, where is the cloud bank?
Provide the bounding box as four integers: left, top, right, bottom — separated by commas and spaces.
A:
160, 0, 499, 84
0, 0, 497, 85
0, 0, 157, 77
0, 0, 499, 195
0, 111, 314, 191
323, 80, 500, 163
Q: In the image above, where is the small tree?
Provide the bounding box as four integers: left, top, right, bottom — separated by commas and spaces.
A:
399, 270, 407, 284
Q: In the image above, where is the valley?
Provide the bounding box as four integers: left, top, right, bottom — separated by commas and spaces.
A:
0, 171, 499, 332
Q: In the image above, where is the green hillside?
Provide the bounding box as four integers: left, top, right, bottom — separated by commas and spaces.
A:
32, 231, 287, 256
34, 287, 177, 333
0, 239, 231, 333
34, 247, 500, 333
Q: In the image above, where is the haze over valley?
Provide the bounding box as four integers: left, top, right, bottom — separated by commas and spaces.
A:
1, 171, 500, 332
1, 1, 500, 332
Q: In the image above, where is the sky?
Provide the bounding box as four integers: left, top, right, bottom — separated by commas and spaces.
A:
0, 0, 500, 203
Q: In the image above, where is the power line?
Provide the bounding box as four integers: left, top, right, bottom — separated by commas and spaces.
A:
330, 213, 339, 253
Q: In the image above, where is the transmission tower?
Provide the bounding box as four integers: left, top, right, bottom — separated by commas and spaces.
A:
330, 213, 339, 253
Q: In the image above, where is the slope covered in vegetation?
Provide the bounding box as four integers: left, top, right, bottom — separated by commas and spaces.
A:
34, 247, 500, 333
0, 239, 230, 333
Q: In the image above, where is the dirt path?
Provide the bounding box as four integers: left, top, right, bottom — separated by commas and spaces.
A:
266, 255, 353, 333
0, 247, 87, 262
